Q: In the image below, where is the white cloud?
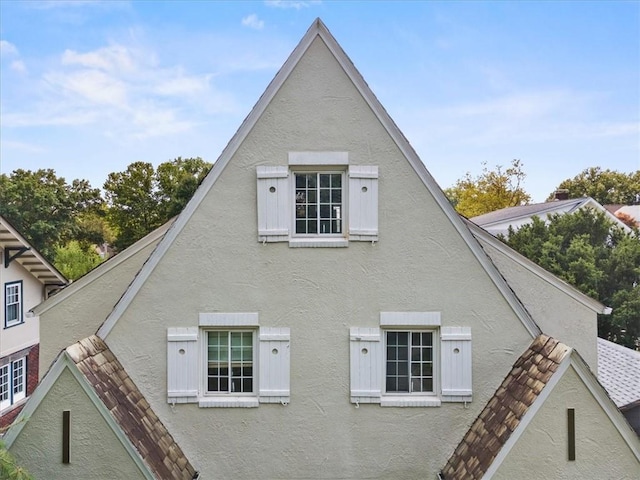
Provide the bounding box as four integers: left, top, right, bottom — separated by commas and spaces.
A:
10, 60, 27, 73
242, 14, 264, 30
1, 140, 46, 154
264, 0, 321, 10
0, 40, 19, 56
61, 45, 141, 73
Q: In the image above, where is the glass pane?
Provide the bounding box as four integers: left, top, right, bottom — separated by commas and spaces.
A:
320, 189, 329, 203
307, 175, 316, 188
398, 362, 408, 376
308, 221, 317, 234
386, 362, 397, 375
422, 332, 433, 346
319, 174, 330, 188
243, 378, 253, 392
411, 347, 421, 361
398, 377, 409, 392
398, 346, 408, 361
331, 174, 341, 188
296, 220, 306, 233
295, 175, 306, 188
387, 332, 397, 344
386, 377, 397, 392
423, 347, 432, 361
424, 363, 433, 377
320, 205, 330, 219
397, 332, 408, 346
423, 378, 433, 392
308, 205, 317, 218
331, 190, 341, 203
411, 363, 421, 376
320, 220, 330, 233
412, 378, 422, 392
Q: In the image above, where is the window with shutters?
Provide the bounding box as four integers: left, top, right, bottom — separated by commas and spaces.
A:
257, 152, 378, 246
385, 330, 435, 395
167, 314, 290, 408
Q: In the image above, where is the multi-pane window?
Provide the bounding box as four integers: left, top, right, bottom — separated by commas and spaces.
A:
5, 282, 22, 327
386, 331, 434, 394
206, 331, 254, 394
0, 358, 26, 410
295, 172, 342, 235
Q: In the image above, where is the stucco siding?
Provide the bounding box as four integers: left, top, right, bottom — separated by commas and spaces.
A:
38, 242, 158, 376
10, 368, 146, 480
105, 37, 533, 479
479, 240, 598, 371
493, 366, 640, 479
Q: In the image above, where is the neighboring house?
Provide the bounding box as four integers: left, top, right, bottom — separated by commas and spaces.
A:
597, 338, 640, 436
605, 204, 640, 228
5, 19, 640, 479
471, 196, 633, 238
0, 215, 68, 429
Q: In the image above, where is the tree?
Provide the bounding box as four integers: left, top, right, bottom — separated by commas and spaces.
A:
0, 440, 33, 480
0, 169, 104, 260
503, 209, 640, 348
548, 167, 640, 204
445, 159, 531, 218
54, 241, 103, 281
104, 158, 211, 250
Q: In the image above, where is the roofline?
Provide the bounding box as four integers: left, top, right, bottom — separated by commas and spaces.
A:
474, 198, 590, 227
467, 220, 609, 315
31, 218, 174, 316
2, 349, 155, 480
0, 215, 68, 285
97, 18, 541, 340
482, 350, 640, 478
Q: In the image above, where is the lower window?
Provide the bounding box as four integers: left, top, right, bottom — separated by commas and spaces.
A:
386, 331, 434, 394
206, 331, 254, 394
0, 357, 26, 410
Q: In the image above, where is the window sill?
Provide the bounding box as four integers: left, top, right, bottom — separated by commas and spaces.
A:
289, 237, 348, 248
198, 397, 259, 408
4, 321, 25, 329
380, 396, 442, 407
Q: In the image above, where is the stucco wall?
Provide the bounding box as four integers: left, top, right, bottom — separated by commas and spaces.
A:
105, 37, 534, 479
10, 368, 146, 480
479, 239, 598, 371
494, 366, 640, 479
38, 242, 158, 376
1, 256, 42, 357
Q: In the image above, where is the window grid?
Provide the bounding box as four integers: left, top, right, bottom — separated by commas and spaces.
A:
207, 331, 253, 394
12, 358, 24, 396
0, 364, 9, 406
5, 283, 22, 326
0, 358, 26, 410
295, 172, 342, 235
386, 331, 434, 394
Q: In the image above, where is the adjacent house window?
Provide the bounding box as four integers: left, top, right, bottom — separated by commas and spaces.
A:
167, 314, 290, 407
5, 281, 23, 327
256, 153, 378, 245
0, 357, 26, 411
386, 331, 434, 394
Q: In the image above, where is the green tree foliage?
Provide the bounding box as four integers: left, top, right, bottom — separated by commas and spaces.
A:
0, 440, 33, 480
549, 167, 640, 204
0, 169, 104, 260
104, 157, 211, 250
504, 209, 640, 348
445, 159, 531, 218
54, 240, 103, 280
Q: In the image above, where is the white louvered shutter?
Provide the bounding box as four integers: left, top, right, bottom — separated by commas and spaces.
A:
349, 327, 382, 403
257, 166, 289, 242
167, 327, 199, 403
259, 327, 290, 403
349, 166, 378, 241
440, 327, 472, 401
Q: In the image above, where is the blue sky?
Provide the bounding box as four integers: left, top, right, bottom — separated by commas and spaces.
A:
1, 0, 638, 202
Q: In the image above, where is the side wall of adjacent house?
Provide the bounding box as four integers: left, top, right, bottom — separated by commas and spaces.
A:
38, 242, 158, 376
106, 37, 534, 479
479, 239, 598, 371
493, 366, 639, 479
9, 368, 146, 480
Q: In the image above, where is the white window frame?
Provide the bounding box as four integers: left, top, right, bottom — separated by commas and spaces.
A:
0, 357, 26, 411
202, 329, 257, 397
4, 281, 23, 328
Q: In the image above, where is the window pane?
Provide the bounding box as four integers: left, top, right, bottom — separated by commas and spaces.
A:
319, 189, 330, 203
319, 174, 330, 188
331, 190, 341, 203
331, 174, 341, 188
295, 175, 306, 188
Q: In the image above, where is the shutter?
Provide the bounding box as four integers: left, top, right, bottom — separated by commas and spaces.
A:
167, 327, 199, 403
257, 166, 289, 242
349, 166, 378, 241
259, 327, 290, 403
349, 327, 382, 403
440, 327, 472, 401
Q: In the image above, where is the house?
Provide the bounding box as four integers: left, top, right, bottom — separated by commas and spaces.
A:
471, 196, 633, 238
0, 215, 68, 429
5, 19, 639, 479
597, 338, 640, 436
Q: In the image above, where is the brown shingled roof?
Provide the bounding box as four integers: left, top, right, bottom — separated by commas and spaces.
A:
440, 335, 570, 480
66, 335, 198, 480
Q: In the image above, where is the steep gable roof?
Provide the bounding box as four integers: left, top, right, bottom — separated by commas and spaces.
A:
597, 338, 640, 410
0, 215, 68, 286
96, 18, 540, 340
440, 335, 640, 479
4, 336, 198, 480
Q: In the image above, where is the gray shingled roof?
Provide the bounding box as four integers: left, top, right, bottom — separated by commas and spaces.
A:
440, 335, 570, 480
471, 198, 589, 226
597, 338, 640, 410
66, 336, 198, 480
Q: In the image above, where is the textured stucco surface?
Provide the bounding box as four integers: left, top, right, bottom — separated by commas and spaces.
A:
106, 36, 534, 479
38, 242, 158, 376
494, 366, 640, 479
479, 239, 598, 371
10, 368, 146, 480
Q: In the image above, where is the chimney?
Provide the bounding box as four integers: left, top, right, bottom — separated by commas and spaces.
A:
554, 189, 569, 201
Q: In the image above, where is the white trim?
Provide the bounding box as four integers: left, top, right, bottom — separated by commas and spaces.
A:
199, 312, 259, 327
256, 166, 289, 178
288, 238, 348, 248
380, 311, 441, 327
380, 396, 441, 407
288, 151, 349, 165
198, 397, 259, 408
